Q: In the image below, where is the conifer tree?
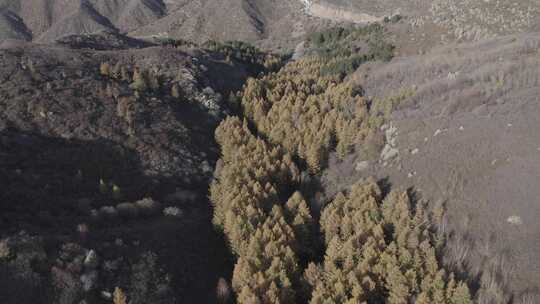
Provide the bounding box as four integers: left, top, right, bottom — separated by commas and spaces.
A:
210, 116, 306, 303
113, 287, 127, 304
284, 191, 315, 258
131, 68, 148, 91
305, 180, 473, 304
100, 62, 111, 76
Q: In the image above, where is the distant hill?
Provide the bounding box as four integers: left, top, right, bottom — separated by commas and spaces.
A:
0, 0, 326, 51
0, 0, 165, 42
1, 0, 540, 51
0, 8, 31, 40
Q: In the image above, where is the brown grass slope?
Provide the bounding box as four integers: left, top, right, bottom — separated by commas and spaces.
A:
323, 32, 540, 303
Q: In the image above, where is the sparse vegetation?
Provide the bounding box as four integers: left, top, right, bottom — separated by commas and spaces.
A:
203, 40, 285, 72
306, 24, 394, 76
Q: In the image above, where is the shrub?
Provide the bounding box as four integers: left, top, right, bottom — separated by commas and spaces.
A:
162, 207, 183, 218
112, 184, 122, 200
116, 203, 139, 219
131, 69, 148, 92
135, 198, 162, 217
100, 62, 110, 76
98, 206, 118, 220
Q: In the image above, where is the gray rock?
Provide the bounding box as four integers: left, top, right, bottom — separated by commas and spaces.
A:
99, 206, 118, 219
355, 161, 370, 172
114, 238, 124, 246
80, 270, 98, 292
103, 259, 121, 272
101, 291, 112, 300
163, 206, 183, 218
381, 144, 399, 161
84, 250, 99, 269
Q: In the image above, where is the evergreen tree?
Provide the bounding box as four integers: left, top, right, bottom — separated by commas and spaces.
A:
305, 181, 473, 304
131, 68, 148, 91
100, 62, 111, 76
113, 287, 127, 304
284, 191, 315, 258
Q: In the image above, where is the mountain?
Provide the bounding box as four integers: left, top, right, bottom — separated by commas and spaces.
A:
0, 0, 165, 42
1, 1, 540, 303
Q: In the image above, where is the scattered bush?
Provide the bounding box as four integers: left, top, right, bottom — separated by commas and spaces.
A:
131, 68, 148, 92
162, 207, 183, 218
116, 203, 139, 219
128, 252, 175, 304
135, 198, 162, 217
203, 40, 284, 72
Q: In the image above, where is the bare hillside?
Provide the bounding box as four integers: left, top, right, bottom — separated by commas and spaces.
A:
0, 0, 165, 42
0, 35, 263, 303
0, 8, 30, 40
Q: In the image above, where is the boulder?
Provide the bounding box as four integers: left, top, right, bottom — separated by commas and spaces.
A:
80, 270, 98, 292
84, 250, 99, 269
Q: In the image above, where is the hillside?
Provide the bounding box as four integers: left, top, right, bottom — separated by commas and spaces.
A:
1, 1, 540, 304
322, 32, 540, 303
0, 34, 268, 303
0, 0, 164, 42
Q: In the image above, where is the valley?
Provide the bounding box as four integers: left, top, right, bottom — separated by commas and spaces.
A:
0, 1, 540, 304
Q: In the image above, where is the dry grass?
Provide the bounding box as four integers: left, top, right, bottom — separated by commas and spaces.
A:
355, 32, 540, 117
430, 0, 540, 41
